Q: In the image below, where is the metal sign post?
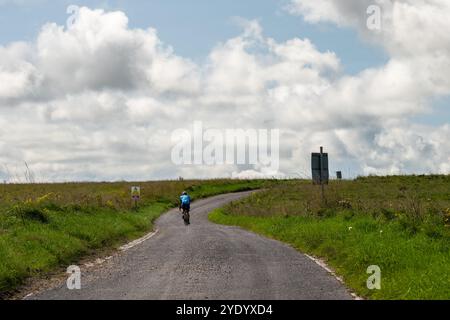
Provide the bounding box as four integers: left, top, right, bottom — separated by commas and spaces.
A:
131, 186, 141, 210
319, 147, 325, 202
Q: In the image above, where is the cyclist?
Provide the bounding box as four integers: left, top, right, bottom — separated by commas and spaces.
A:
179, 191, 191, 224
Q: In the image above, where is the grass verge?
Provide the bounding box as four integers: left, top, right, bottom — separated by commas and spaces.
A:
0, 179, 267, 295
209, 176, 450, 300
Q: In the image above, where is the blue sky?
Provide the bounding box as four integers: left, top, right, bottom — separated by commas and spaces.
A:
2, 0, 446, 126
0, 0, 448, 181
0, 0, 388, 74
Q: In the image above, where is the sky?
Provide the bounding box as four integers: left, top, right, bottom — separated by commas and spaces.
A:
0, 0, 388, 73
0, 0, 449, 182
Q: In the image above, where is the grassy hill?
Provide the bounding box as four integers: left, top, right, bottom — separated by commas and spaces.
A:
0, 179, 267, 296
210, 175, 450, 300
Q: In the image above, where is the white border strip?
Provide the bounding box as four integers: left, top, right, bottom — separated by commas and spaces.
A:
304, 253, 363, 300
119, 229, 159, 251
22, 229, 160, 300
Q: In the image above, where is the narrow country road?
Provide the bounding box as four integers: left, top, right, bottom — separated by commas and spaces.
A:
29, 191, 353, 300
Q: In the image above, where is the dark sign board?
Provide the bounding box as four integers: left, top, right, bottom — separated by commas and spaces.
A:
336, 171, 342, 180
311, 152, 329, 185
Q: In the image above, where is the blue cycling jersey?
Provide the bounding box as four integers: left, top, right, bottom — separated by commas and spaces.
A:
180, 195, 191, 205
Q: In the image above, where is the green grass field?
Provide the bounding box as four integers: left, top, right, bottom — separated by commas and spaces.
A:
209, 175, 450, 300
0, 179, 267, 296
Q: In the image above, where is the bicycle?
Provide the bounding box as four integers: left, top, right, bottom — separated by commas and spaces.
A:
181, 207, 190, 226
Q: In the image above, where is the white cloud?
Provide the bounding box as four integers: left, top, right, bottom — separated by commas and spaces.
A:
0, 5, 449, 182
35, 7, 199, 97
0, 42, 40, 100
284, 0, 450, 171
288, 0, 450, 63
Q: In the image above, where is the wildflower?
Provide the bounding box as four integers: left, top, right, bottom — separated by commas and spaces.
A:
444, 208, 450, 227
348, 227, 353, 231
37, 193, 54, 204
105, 200, 115, 209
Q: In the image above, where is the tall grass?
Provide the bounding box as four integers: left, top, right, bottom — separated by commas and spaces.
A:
210, 175, 450, 300
0, 179, 267, 296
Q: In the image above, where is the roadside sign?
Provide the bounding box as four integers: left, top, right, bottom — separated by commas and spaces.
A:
131, 186, 141, 201
311, 149, 329, 185
312, 146, 329, 203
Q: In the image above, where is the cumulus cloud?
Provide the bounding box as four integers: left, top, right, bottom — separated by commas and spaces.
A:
288, 0, 450, 55
285, 0, 450, 174
0, 4, 448, 182
288, 0, 450, 97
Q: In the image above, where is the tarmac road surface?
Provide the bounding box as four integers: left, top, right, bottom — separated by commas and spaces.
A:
29, 191, 353, 300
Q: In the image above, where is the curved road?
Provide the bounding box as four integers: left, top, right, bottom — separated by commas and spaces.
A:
30, 191, 353, 300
